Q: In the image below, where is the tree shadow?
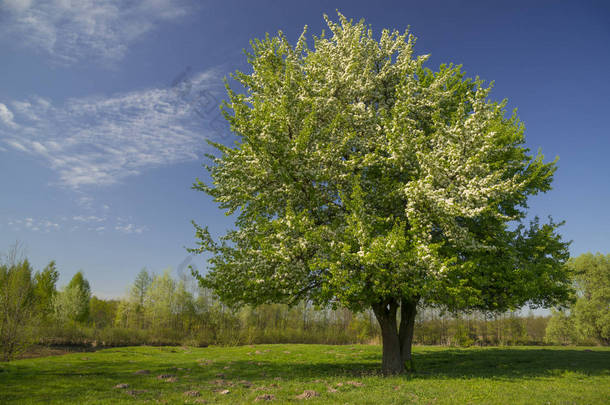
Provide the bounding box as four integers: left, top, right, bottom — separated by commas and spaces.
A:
212, 347, 610, 381
1, 346, 608, 403
133, 347, 610, 383
357, 347, 610, 379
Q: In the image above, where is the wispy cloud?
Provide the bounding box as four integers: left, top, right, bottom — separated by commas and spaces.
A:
115, 223, 146, 234
72, 215, 105, 223
0, 69, 230, 188
76, 195, 95, 210
8, 217, 60, 232
6, 215, 147, 235
0, 103, 17, 128
0, 0, 192, 66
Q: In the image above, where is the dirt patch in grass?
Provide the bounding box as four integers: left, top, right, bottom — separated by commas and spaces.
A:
15, 345, 100, 360
255, 394, 276, 401
295, 390, 319, 399
125, 389, 148, 396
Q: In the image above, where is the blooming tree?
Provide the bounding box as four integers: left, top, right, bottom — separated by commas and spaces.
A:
191, 13, 572, 374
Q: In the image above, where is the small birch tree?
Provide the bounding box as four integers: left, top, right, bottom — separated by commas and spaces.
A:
191, 13, 572, 374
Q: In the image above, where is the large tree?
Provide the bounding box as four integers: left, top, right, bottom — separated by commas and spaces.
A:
191, 13, 572, 374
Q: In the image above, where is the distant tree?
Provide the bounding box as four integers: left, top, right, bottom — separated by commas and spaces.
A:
545, 309, 577, 345
33, 260, 59, 322
89, 297, 119, 329
173, 279, 196, 329
192, 13, 573, 374
114, 299, 136, 329
131, 268, 152, 327
523, 311, 549, 343
131, 268, 152, 308
569, 253, 610, 345
54, 271, 91, 323
67, 271, 91, 323
0, 244, 36, 361
144, 270, 177, 330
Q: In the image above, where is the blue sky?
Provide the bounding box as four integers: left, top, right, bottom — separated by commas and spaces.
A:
0, 0, 608, 298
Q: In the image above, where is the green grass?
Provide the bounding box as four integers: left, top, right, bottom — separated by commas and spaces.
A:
1, 345, 608, 404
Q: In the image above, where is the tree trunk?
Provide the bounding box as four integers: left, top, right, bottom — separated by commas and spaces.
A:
372, 300, 405, 375
399, 298, 418, 371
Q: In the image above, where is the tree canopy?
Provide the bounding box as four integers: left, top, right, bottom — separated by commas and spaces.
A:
191, 13, 572, 374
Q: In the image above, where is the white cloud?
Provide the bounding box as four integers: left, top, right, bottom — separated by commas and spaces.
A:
0, 69, 230, 188
5, 215, 146, 235
7, 217, 60, 233
76, 195, 94, 209
0, 103, 17, 128
115, 223, 146, 234
0, 0, 192, 66
72, 215, 105, 223
5, 139, 27, 152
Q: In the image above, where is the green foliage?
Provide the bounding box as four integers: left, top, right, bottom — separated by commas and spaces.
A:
108, 268, 380, 347
0, 256, 36, 361
1, 345, 609, 404
145, 270, 187, 330
414, 309, 540, 346
523, 310, 550, 342
543, 253, 610, 346
191, 12, 572, 372
569, 253, 610, 345
113, 269, 152, 330
130, 268, 152, 328
54, 271, 91, 324
193, 12, 570, 311
0, 247, 577, 353
89, 296, 118, 329
132, 268, 152, 307
32, 261, 59, 322
545, 309, 578, 345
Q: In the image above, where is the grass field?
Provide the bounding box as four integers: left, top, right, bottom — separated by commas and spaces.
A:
0, 344, 608, 404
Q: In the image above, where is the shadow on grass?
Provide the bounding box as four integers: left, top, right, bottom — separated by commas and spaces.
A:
408, 348, 610, 379
1, 347, 608, 403
40, 347, 603, 381
229, 348, 610, 380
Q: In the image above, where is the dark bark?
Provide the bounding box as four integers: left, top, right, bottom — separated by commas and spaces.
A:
398, 298, 418, 371
372, 300, 405, 375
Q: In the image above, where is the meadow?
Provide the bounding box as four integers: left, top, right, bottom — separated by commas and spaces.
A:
1, 344, 608, 404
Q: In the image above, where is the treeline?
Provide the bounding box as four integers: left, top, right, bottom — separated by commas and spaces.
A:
1, 247, 608, 361
105, 268, 378, 347
544, 253, 609, 346
414, 309, 549, 346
